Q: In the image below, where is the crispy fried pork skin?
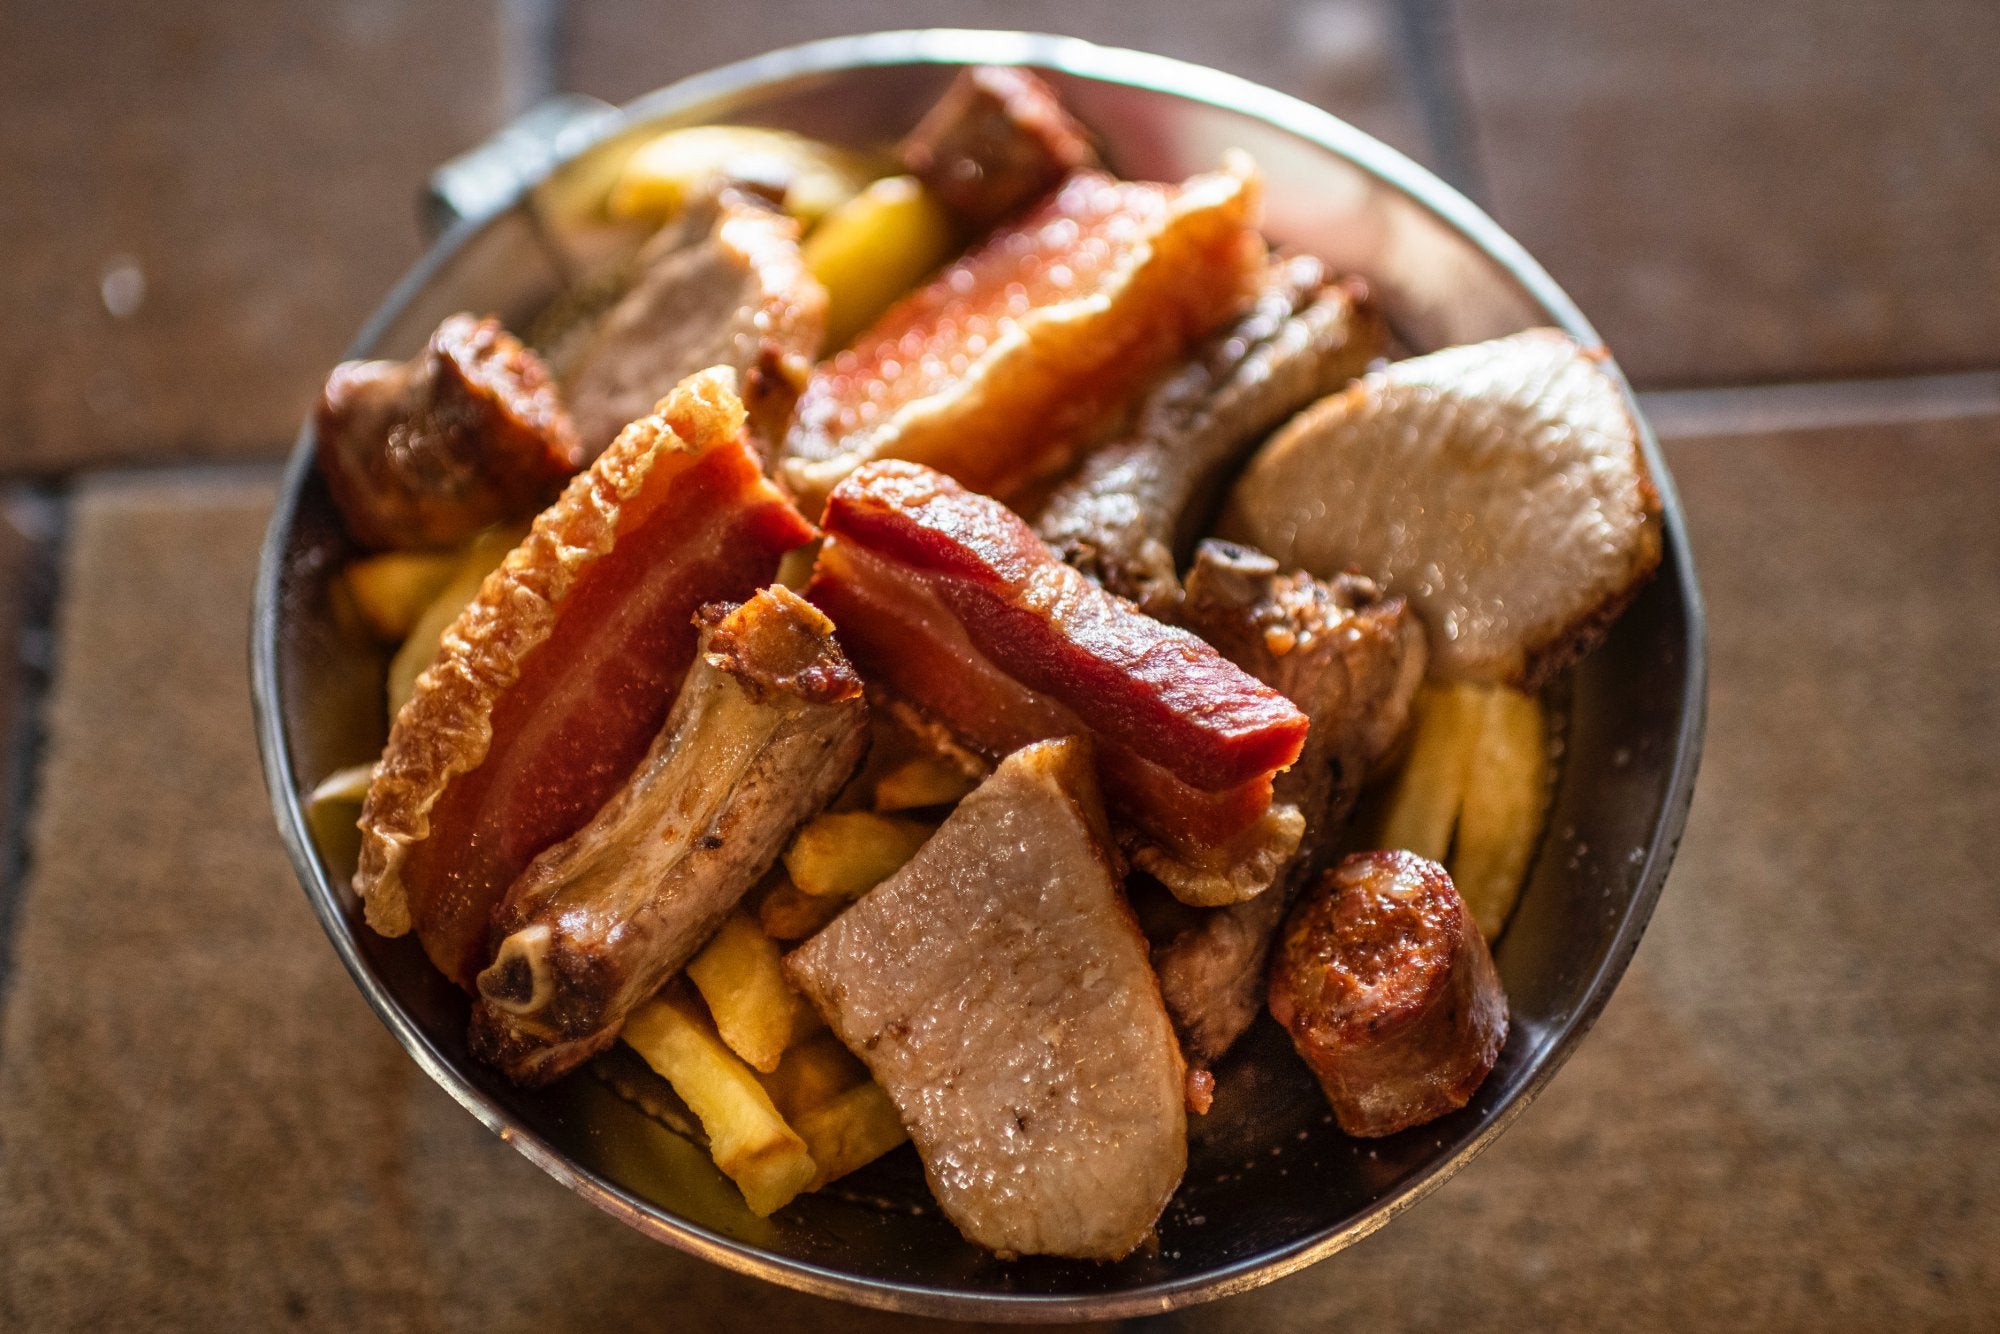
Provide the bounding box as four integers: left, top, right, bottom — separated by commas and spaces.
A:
780, 162, 1265, 511
897, 65, 1099, 231
786, 739, 1186, 1261
561, 191, 826, 459
315, 314, 583, 551
354, 369, 815, 988
807, 461, 1309, 903
1153, 542, 1428, 1063
1035, 255, 1386, 617
1221, 329, 1661, 687
469, 587, 866, 1086
1269, 851, 1508, 1137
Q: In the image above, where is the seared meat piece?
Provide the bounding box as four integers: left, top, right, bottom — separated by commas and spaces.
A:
898, 65, 1099, 232
780, 162, 1264, 512
355, 369, 814, 987
315, 314, 582, 551
470, 587, 866, 1086
1221, 329, 1661, 687
1035, 255, 1386, 617
806, 461, 1310, 906
560, 190, 826, 459
1269, 851, 1507, 1137
786, 739, 1186, 1260
1153, 542, 1427, 1063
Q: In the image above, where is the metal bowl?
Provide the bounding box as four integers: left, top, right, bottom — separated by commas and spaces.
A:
251, 29, 1705, 1323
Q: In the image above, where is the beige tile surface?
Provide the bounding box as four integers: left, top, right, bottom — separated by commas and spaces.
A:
1, 414, 1995, 1330
1450, 0, 2000, 387
558, 0, 1434, 170
0, 2, 510, 475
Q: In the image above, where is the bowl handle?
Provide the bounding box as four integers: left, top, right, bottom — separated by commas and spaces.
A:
424, 94, 620, 236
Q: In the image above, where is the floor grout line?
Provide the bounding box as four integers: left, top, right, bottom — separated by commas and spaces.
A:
0, 484, 71, 1055
1640, 369, 2000, 442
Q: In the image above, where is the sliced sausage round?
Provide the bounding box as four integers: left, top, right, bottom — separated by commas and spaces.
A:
1268, 850, 1508, 1137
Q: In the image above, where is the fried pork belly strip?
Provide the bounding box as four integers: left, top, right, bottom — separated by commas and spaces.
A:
780, 162, 1265, 511
469, 587, 867, 1086
786, 739, 1186, 1261
355, 369, 815, 988
807, 461, 1308, 905
1035, 255, 1386, 617
1152, 542, 1427, 1063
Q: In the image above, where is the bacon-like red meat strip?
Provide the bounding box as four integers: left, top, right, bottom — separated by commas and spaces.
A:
808, 462, 1306, 858
819, 461, 1307, 790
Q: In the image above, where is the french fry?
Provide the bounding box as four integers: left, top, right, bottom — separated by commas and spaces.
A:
783, 811, 933, 900
621, 989, 817, 1217
307, 762, 374, 809
1376, 682, 1483, 862
385, 524, 525, 723
872, 754, 978, 813
794, 1080, 910, 1189
344, 551, 460, 642
686, 913, 807, 1073
607, 126, 874, 227
757, 1030, 868, 1123
804, 175, 956, 350
1450, 686, 1549, 940
757, 877, 848, 940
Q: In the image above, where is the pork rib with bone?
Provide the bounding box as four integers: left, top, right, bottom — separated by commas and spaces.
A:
471, 586, 867, 1086
786, 738, 1186, 1261
1149, 541, 1427, 1064
1034, 253, 1386, 618
805, 460, 1310, 906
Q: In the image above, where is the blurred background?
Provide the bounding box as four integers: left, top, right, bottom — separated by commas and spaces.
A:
0, 3, 1994, 1330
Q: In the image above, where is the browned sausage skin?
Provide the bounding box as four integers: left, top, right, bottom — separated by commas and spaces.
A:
1268, 850, 1507, 1137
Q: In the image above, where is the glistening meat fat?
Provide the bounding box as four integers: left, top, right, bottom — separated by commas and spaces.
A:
785, 739, 1186, 1261
806, 460, 1310, 905
354, 368, 815, 988
470, 587, 867, 1086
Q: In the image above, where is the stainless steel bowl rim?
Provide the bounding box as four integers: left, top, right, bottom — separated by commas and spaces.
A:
251, 29, 1707, 1322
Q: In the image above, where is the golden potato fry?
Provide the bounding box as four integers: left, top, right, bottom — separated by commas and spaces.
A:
686, 913, 808, 1073
872, 754, 978, 813
385, 524, 524, 724
608, 126, 874, 226
757, 1030, 868, 1124
344, 551, 460, 642
783, 811, 934, 899
803, 175, 955, 350
1375, 682, 1483, 862
307, 762, 374, 809
757, 878, 848, 940
621, 990, 817, 1217
794, 1080, 909, 1189
1450, 686, 1549, 940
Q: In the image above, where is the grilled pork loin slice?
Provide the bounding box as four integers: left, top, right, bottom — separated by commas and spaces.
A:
1221, 329, 1661, 688
1153, 542, 1428, 1063
1035, 255, 1386, 617
786, 739, 1186, 1261
780, 162, 1265, 512
560, 190, 826, 459
470, 587, 866, 1086
807, 461, 1310, 906
897, 64, 1099, 232
1269, 851, 1507, 1137
355, 369, 814, 987
315, 314, 583, 551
